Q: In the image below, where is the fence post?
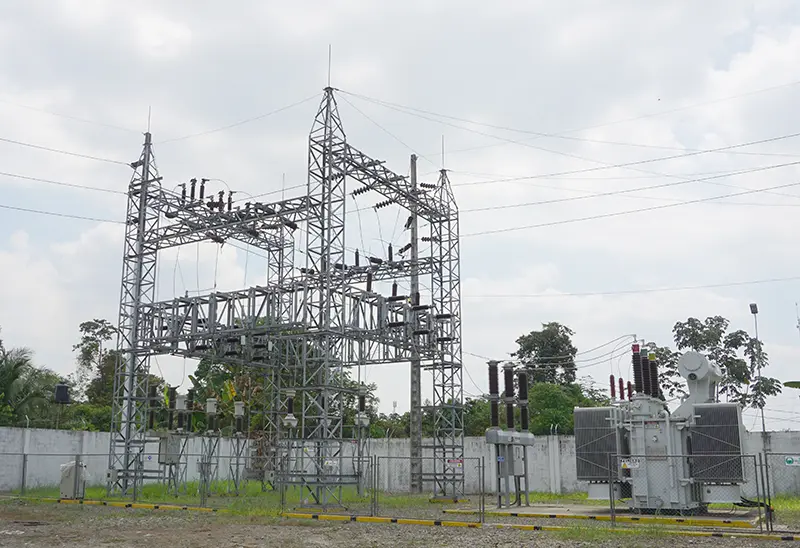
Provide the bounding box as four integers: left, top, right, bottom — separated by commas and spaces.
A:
73, 453, 81, 500
376, 457, 381, 516
607, 453, 616, 528
752, 454, 763, 533
20, 454, 27, 495
480, 456, 485, 524
762, 452, 773, 532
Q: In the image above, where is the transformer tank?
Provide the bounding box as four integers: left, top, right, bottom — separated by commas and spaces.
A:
574, 345, 748, 514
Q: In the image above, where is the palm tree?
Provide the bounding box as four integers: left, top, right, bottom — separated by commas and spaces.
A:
0, 344, 53, 424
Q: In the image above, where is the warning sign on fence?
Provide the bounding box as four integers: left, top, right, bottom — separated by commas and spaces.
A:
620, 457, 641, 469
447, 459, 463, 468
784, 456, 800, 466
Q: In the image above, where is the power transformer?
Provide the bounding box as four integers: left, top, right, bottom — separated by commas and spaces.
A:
574, 345, 748, 513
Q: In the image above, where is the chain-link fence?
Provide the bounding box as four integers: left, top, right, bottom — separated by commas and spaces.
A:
276, 454, 376, 516
373, 456, 485, 523
760, 452, 800, 532
2, 450, 484, 524
3, 450, 289, 512
608, 454, 764, 531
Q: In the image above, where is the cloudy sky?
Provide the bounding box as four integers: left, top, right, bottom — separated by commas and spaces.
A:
2, 0, 800, 433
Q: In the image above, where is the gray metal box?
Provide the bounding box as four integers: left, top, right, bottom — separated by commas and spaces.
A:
158, 435, 182, 465
60, 460, 86, 499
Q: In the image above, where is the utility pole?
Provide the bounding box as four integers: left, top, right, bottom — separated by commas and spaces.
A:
409, 153, 422, 493
750, 303, 768, 450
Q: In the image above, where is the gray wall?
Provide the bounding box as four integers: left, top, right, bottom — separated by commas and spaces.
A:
0, 427, 798, 495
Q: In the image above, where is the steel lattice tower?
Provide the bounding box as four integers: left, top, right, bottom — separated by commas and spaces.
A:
108, 88, 464, 502
108, 132, 160, 494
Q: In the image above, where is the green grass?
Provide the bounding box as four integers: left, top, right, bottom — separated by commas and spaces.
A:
549, 525, 667, 546
524, 491, 601, 505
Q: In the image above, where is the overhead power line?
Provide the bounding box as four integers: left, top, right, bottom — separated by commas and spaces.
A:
461, 160, 800, 213
449, 130, 800, 189
0, 136, 129, 166
0, 96, 140, 134
340, 90, 800, 204
340, 78, 800, 158
0, 202, 123, 224
0, 170, 125, 195
462, 179, 800, 237
465, 275, 800, 299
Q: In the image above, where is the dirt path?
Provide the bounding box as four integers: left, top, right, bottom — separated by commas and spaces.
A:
0, 500, 775, 547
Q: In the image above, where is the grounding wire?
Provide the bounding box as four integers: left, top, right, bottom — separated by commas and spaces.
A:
341, 89, 800, 160
338, 93, 439, 167
155, 93, 321, 144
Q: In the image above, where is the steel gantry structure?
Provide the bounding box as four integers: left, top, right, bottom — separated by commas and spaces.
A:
108, 87, 464, 504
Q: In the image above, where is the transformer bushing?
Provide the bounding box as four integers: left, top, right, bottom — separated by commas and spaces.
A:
485, 362, 535, 509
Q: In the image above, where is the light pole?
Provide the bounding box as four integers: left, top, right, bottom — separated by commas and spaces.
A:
749, 303, 767, 441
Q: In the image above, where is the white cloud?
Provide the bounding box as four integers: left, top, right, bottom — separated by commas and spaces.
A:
1, 0, 800, 430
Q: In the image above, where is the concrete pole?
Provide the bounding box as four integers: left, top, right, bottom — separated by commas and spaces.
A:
409, 154, 422, 492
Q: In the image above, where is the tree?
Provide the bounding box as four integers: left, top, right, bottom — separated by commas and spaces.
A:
0, 336, 59, 426
670, 315, 781, 410
513, 322, 577, 384
72, 319, 117, 403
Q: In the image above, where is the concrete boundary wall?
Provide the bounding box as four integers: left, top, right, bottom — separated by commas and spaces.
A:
0, 428, 796, 494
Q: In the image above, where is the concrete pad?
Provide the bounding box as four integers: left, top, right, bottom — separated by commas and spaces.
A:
443, 503, 761, 528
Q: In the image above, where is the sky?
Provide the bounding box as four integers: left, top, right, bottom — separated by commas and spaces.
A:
2, 0, 800, 433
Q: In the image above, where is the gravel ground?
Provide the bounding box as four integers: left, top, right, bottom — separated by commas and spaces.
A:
0, 500, 779, 547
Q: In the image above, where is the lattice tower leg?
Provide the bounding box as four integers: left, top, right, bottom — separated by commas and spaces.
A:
429, 169, 464, 500
297, 88, 349, 508
108, 132, 161, 496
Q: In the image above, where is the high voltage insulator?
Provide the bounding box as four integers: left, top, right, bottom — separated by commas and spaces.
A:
369, 256, 382, 265
405, 215, 414, 230
190, 178, 197, 200
374, 199, 393, 209
388, 244, 393, 261
352, 186, 371, 196
227, 191, 233, 212
422, 236, 439, 242
180, 184, 187, 203
283, 219, 298, 230
420, 182, 436, 189
354, 249, 360, 267
199, 178, 206, 200
398, 243, 412, 255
